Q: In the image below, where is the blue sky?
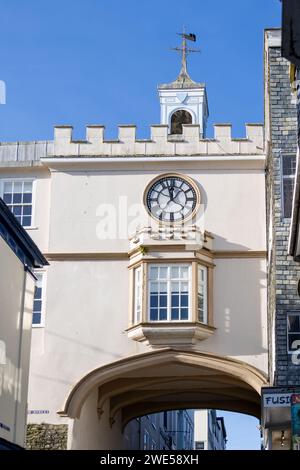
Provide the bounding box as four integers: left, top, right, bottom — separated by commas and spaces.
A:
218, 411, 261, 450
0, 0, 280, 450
0, 0, 281, 142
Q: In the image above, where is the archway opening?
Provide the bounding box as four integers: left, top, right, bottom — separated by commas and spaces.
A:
124, 409, 261, 450
62, 349, 266, 450
171, 110, 192, 134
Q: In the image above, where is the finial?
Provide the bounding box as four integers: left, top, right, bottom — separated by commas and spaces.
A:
171, 27, 200, 80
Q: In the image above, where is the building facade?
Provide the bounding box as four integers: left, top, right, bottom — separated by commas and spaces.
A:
0, 39, 267, 449
263, 28, 300, 450
124, 410, 194, 450
194, 410, 226, 450
0, 198, 47, 449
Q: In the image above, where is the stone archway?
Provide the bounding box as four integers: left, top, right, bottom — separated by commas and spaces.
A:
59, 348, 267, 449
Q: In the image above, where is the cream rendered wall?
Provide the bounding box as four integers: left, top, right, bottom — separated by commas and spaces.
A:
27, 160, 267, 430
28, 259, 144, 424
71, 388, 124, 450
47, 166, 266, 252
0, 236, 35, 447
203, 258, 268, 372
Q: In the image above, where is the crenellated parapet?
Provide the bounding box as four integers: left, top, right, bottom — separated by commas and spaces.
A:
51, 123, 264, 157
0, 123, 264, 165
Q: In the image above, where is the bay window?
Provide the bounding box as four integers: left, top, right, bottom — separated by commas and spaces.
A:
149, 265, 191, 322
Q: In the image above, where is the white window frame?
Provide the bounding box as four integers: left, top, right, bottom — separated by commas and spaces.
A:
148, 264, 192, 322
281, 154, 296, 219
0, 178, 36, 228
198, 265, 208, 324
32, 270, 47, 328
134, 266, 142, 324
287, 312, 300, 354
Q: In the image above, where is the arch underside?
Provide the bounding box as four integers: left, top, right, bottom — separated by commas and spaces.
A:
61, 349, 267, 428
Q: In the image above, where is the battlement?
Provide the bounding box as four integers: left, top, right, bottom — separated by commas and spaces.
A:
51, 123, 264, 157
0, 123, 265, 165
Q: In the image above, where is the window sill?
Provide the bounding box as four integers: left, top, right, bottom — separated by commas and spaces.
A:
25, 226, 38, 231
32, 324, 45, 329
126, 322, 216, 347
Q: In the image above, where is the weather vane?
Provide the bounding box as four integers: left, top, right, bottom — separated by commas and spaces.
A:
171, 26, 200, 77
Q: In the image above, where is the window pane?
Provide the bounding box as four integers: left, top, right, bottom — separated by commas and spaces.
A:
32, 312, 41, 325
198, 265, 207, 324
23, 193, 32, 203
159, 282, 167, 293
23, 205, 32, 216
13, 193, 22, 203
181, 282, 189, 293
12, 205, 22, 216
181, 267, 189, 279
149, 267, 158, 280
288, 315, 300, 332
14, 181, 22, 193
3, 182, 13, 193
33, 300, 42, 312
34, 287, 42, 299
181, 308, 189, 320
150, 309, 158, 321
171, 294, 179, 307
150, 282, 159, 293
282, 155, 296, 176
23, 181, 32, 193
22, 216, 32, 227
171, 308, 179, 320
159, 294, 167, 307
150, 295, 158, 307
159, 309, 167, 321
159, 267, 168, 279
181, 294, 189, 307
3, 193, 12, 204
283, 179, 294, 218
171, 281, 179, 294
171, 266, 179, 278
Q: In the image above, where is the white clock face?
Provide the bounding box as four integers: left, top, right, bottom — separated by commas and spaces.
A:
146, 175, 198, 222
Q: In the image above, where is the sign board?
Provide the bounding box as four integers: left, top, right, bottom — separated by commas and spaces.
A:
291, 394, 300, 450
263, 393, 292, 408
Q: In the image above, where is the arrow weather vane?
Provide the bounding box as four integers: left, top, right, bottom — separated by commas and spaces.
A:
171, 26, 200, 77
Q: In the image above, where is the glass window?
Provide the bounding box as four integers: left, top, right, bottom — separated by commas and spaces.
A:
198, 266, 208, 323
134, 267, 142, 323
143, 430, 151, 450
282, 155, 296, 218
2, 180, 33, 227
195, 441, 205, 450
33, 273, 44, 326
148, 265, 191, 322
287, 313, 300, 353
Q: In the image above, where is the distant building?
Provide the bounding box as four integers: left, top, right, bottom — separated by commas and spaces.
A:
194, 410, 226, 450
0, 197, 47, 449
124, 410, 194, 450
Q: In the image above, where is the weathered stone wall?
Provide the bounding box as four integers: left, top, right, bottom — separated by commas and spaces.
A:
268, 47, 300, 385
26, 424, 68, 450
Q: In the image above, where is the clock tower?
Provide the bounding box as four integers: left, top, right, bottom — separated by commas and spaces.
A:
158, 32, 209, 137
